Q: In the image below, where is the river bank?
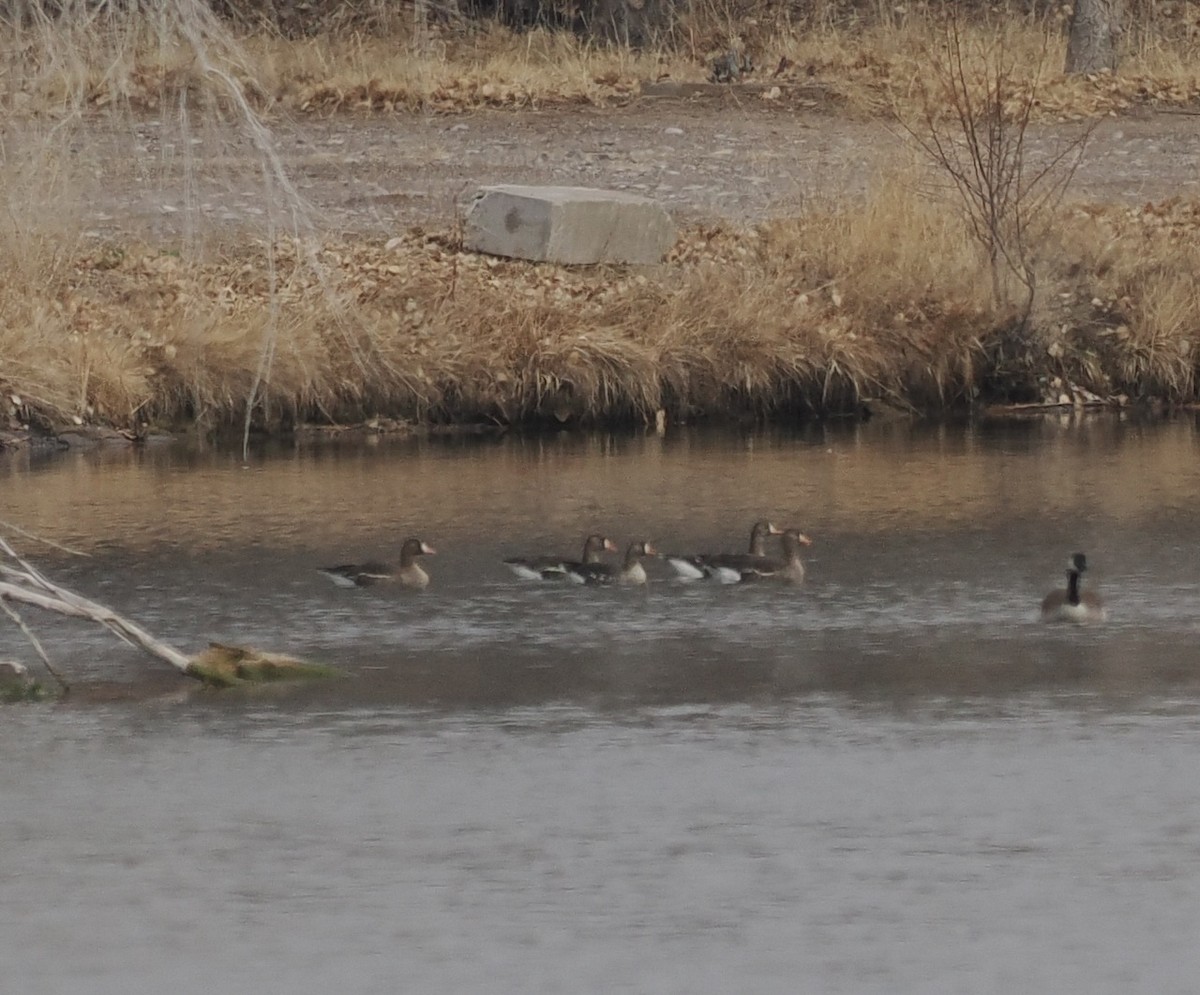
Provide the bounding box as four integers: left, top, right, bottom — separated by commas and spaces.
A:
3, 16, 1200, 438
3, 179, 1198, 441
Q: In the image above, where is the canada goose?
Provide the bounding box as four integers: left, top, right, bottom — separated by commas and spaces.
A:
503, 534, 617, 581
738, 528, 812, 584
1040, 552, 1106, 623
567, 541, 658, 586
666, 520, 784, 583
319, 538, 436, 589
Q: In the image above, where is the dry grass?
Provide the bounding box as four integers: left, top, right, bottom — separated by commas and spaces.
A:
5, 178, 1200, 435
2, 5, 1198, 118
0, 143, 93, 419
233, 14, 1199, 120
1045, 200, 1200, 401
2, 2, 1199, 438
248, 27, 657, 112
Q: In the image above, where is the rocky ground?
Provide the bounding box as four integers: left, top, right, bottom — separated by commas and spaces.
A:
47, 97, 1200, 242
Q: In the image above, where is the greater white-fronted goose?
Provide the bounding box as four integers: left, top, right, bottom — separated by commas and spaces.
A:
1040, 552, 1106, 623
738, 528, 812, 584
567, 541, 657, 586
666, 520, 783, 583
503, 534, 617, 581
319, 538, 436, 589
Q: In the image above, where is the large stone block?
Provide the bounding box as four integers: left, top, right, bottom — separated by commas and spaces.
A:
463, 185, 675, 265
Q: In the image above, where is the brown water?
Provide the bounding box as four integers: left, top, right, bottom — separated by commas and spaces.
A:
2, 417, 1200, 993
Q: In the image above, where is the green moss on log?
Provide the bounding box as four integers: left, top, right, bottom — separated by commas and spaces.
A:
187, 643, 340, 687
0, 679, 51, 703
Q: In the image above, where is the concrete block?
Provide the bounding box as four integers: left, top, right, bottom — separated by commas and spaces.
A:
464, 185, 675, 265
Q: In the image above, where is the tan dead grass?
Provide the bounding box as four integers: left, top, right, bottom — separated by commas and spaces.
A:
769, 16, 1200, 119
6, 182, 1200, 435
220, 18, 1200, 120
0, 144, 92, 419
2, 9, 1198, 119
1047, 199, 1200, 400
256, 28, 655, 112
242, 13, 1200, 120
1, 0, 1196, 435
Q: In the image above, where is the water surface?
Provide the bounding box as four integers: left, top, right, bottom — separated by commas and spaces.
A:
2, 417, 1199, 992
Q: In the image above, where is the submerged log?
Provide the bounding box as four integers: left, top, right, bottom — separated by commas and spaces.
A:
188, 643, 341, 687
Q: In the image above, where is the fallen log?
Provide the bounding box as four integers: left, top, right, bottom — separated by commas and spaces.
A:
188, 643, 340, 687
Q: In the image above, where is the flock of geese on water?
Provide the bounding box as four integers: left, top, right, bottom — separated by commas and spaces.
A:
317, 520, 1107, 624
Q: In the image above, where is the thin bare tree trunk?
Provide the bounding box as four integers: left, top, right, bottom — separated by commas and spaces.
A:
1065, 0, 1124, 74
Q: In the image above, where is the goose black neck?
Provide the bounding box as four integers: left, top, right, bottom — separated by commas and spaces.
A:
1066, 570, 1081, 606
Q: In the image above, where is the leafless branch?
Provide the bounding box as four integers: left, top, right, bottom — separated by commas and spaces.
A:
897, 15, 1095, 321
0, 598, 69, 693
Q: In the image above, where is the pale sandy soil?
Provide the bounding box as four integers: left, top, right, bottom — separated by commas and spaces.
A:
37, 99, 1200, 243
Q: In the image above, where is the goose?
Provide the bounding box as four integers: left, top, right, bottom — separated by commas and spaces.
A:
318, 538, 436, 589
1040, 552, 1106, 623
503, 534, 617, 581
666, 520, 784, 583
566, 541, 657, 586
738, 528, 812, 584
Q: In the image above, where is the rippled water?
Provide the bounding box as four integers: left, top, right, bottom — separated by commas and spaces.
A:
2, 416, 1200, 993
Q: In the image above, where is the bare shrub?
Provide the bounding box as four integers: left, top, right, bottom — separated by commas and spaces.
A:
899, 16, 1093, 323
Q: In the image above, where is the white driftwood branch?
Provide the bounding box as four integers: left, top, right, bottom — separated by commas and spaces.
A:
0, 597, 70, 692
0, 580, 192, 673
0, 533, 327, 688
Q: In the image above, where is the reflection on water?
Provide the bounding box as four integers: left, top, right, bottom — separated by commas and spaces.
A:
2, 417, 1200, 993
1, 414, 1199, 703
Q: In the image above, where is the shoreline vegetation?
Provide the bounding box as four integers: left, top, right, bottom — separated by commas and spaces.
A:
3, 2, 1200, 443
